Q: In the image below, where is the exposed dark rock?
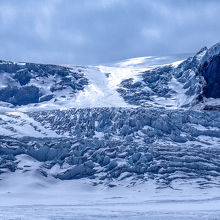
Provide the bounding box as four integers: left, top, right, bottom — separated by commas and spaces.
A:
198, 55, 220, 98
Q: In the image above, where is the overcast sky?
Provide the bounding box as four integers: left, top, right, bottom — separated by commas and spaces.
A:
0, 0, 220, 65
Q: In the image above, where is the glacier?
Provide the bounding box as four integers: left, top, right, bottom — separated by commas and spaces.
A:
0, 43, 220, 219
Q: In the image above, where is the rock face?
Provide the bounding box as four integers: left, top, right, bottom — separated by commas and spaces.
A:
198, 54, 220, 98
0, 43, 220, 188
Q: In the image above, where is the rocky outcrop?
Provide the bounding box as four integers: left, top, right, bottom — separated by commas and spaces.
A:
0, 61, 88, 106
198, 54, 220, 98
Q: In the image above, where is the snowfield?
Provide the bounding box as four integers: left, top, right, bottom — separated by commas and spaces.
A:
1, 157, 220, 219
1, 43, 220, 219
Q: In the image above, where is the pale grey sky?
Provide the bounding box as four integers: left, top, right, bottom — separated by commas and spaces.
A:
0, 0, 220, 65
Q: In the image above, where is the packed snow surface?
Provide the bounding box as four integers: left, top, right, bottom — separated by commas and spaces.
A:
1, 156, 220, 219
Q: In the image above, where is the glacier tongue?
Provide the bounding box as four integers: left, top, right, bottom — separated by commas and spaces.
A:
0, 43, 220, 211
1, 107, 220, 188
70, 66, 130, 108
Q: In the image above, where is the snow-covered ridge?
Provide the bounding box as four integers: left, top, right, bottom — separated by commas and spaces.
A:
1, 43, 220, 110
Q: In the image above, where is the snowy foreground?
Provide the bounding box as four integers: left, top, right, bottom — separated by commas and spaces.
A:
1, 174, 220, 219
1, 204, 220, 220
1, 43, 220, 219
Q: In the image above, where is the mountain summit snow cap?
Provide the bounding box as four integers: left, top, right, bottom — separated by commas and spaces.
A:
201, 42, 220, 65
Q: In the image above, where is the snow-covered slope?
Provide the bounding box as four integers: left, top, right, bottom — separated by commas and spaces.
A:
0, 43, 220, 216
1, 44, 219, 111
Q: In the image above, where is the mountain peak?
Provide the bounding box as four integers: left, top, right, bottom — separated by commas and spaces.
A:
201, 42, 220, 64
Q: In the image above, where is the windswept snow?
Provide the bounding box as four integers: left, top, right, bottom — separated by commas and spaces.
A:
72, 66, 130, 108
114, 54, 189, 68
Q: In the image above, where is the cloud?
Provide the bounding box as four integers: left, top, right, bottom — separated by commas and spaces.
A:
0, 0, 220, 65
